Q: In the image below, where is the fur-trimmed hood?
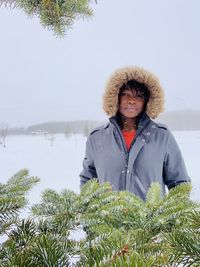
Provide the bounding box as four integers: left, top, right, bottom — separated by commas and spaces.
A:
103, 66, 165, 119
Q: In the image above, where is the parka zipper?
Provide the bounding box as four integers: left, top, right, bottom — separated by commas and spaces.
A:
110, 116, 151, 189
111, 122, 131, 189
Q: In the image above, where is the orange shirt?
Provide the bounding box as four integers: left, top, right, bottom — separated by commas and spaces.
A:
122, 130, 136, 150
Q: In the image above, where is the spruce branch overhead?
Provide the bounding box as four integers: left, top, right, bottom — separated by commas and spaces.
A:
0, 0, 97, 37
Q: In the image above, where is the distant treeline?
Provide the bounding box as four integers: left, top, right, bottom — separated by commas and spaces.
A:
7, 120, 103, 136
4, 110, 200, 135
156, 110, 200, 131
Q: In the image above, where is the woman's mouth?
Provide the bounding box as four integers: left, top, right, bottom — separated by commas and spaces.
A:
125, 106, 137, 112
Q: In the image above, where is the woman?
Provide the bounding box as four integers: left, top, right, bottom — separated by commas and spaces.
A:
80, 66, 191, 200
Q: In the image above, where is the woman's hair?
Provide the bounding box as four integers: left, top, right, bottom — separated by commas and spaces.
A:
119, 80, 150, 104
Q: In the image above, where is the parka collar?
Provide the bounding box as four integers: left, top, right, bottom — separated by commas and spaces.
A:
109, 112, 150, 137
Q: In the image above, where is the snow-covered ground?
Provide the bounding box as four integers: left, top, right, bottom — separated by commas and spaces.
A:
0, 131, 199, 210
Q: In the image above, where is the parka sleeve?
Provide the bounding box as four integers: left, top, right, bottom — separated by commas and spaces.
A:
80, 135, 97, 188
163, 130, 191, 189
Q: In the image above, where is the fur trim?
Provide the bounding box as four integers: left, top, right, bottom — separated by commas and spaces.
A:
103, 66, 165, 119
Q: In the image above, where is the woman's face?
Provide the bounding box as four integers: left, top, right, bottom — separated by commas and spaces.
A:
118, 88, 145, 118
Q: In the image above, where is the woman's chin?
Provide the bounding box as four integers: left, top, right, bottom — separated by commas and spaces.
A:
122, 112, 138, 119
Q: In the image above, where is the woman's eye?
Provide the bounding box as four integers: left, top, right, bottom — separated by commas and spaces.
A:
121, 93, 129, 97
137, 94, 143, 98
120, 92, 145, 100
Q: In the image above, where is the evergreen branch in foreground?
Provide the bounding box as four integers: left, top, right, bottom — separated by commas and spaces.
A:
1, 178, 199, 266
0, 169, 40, 235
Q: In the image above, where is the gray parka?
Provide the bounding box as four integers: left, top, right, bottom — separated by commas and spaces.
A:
80, 66, 191, 200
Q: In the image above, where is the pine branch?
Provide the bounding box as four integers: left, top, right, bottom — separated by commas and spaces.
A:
1, 178, 198, 266
0, 169, 39, 235
0, 0, 97, 36
165, 227, 200, 266
1, 169, 40, 198
32, 234, 70, 267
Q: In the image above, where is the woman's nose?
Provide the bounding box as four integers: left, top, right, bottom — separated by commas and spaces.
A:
128, 96, 136, 103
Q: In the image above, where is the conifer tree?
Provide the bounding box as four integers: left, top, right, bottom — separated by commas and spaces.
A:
1, 175, 200, 266
0, 169, 39, 236
0, 0, 97, 36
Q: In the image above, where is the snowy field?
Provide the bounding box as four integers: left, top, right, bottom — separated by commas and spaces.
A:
0, 131, 200, 212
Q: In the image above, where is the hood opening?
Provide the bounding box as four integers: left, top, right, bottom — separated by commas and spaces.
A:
103, 66, 165, 119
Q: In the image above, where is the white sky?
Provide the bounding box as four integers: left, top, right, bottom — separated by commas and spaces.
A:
0, 0, 200, 127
